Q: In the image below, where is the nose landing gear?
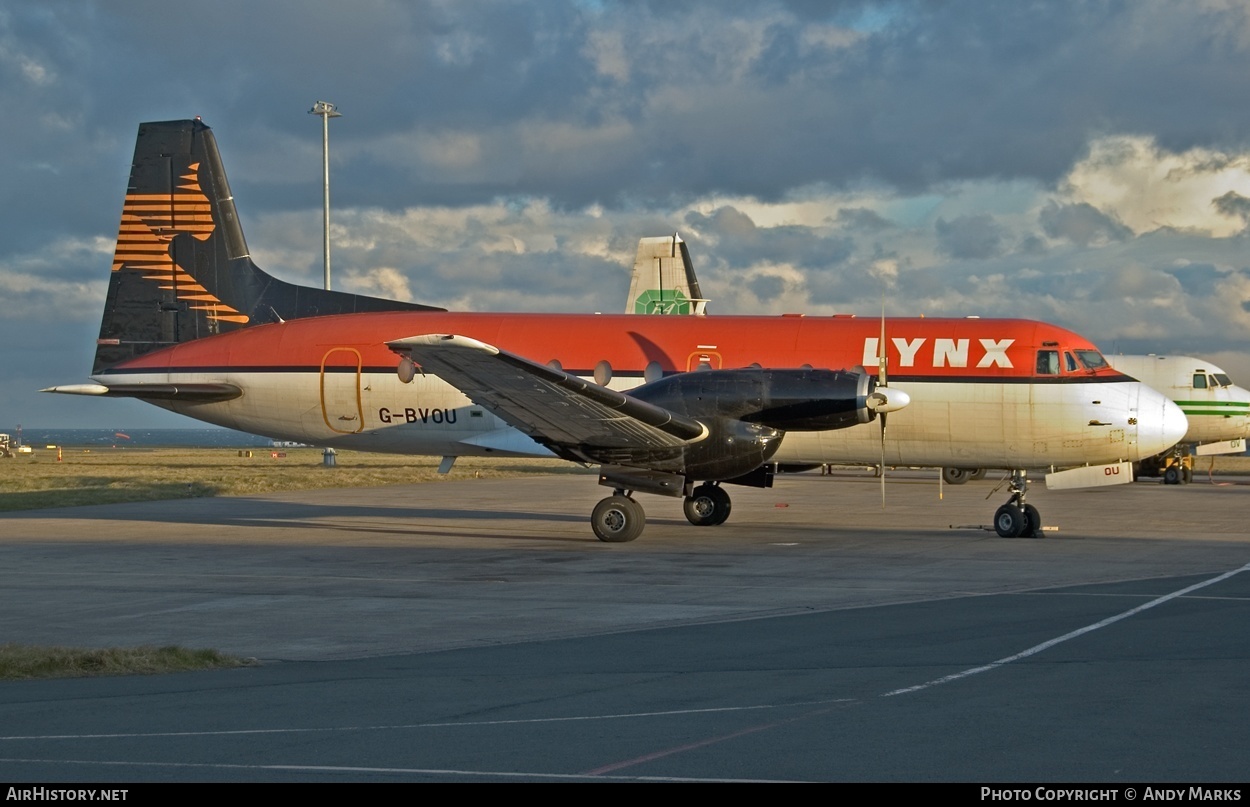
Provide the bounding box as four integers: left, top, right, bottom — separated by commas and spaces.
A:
993, 470, 1042, 538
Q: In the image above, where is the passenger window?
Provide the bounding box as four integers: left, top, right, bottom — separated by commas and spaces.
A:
1065, 352, 1078, 372
1036, 350, 1059, 375
1193, 373, 1208, 389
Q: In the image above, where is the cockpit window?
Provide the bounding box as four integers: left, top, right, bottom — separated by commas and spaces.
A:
1193, 372, 1208, 389
1214, 373, 1232, 387
1075, 350, 1108, 371
1064, 352, 1078, 372
1036, 350, 1059, 375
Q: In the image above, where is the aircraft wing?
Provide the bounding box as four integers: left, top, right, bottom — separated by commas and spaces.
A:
386, 334, 707, 451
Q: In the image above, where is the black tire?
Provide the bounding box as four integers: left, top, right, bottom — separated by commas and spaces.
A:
994, 504, 1026, 538
684, 484, 732, 526
1021, 504, 1042, 538
1181, 466, 1193, 484
969, 468, 987, 481
1163, 466, 1181, 485
942, 467, 971, 485
592, 495, 645, 543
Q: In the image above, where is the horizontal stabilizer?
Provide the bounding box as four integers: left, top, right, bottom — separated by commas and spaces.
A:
42, 382, 242, 402
387, 334, 707, 451
1044, 461, 1133, 490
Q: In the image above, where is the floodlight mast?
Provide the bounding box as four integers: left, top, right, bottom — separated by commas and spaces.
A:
308, 101, 342, 291
309, 101, 342, 468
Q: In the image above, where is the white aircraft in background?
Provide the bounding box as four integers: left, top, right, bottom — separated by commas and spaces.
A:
45, 120, 1187, 542
1104, 355, 1249, 483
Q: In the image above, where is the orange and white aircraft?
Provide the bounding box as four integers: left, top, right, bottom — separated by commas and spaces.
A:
45, 119, 1187, 541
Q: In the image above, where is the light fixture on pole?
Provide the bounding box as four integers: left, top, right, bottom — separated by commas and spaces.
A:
308, 101, 342, 291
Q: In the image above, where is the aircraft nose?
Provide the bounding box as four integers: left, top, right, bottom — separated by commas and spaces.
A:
1137, 386, 1188, 458
1232, 386, 1250, 437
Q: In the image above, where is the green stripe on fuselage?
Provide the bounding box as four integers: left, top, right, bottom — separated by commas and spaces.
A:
1175, 400, 1249, 410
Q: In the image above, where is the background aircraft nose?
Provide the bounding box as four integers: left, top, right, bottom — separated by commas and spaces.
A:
1232, 386, 1250, 437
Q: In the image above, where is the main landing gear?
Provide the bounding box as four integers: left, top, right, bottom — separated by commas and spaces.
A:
591, 494, 646, 543
683, 483, 732, 526
993, 470, 1042, 538
590, 482, 735, 543
942, 467, 988, 485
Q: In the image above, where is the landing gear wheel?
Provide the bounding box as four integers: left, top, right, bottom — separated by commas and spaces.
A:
969, 468, 987, 481
592, 495, 645, 543
1163, 466, 1181, 485
994, 504, 1027, 538
1021, 504, 1042, 538
1182, 466, 1193, 484
684, 484, 732, 526
942, 467, 971, 485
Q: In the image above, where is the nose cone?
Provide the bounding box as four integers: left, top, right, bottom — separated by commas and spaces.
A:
1137, 386, 1189, 458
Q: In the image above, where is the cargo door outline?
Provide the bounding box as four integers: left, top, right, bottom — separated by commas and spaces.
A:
320, 347, 364, 434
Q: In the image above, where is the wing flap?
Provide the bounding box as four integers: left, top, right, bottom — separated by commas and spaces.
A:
387, 334, 705, 449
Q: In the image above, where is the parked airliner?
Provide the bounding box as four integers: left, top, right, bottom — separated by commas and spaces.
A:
45, 120, 1187, 540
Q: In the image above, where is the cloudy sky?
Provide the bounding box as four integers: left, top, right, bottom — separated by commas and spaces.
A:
5, 1, 1250, 429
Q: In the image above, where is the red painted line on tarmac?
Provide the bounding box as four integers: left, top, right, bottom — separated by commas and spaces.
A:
582, 702, 849, 776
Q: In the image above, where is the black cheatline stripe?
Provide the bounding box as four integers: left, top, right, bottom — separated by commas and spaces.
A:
103, 366, 1135, 384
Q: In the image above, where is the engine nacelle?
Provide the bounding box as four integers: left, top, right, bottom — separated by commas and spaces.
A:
579, 367, 875, 483
631, 367, 875, 431
578, 415, 782, 481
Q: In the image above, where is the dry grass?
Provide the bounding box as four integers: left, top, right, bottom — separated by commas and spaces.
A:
0, 447, 587, 512
0, 643, 252, 680
2, 445, 1245, 513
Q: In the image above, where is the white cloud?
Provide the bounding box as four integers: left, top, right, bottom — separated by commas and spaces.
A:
584, 29, 629, 83
1062, 136, 1250, 237
343, 266, 413, 302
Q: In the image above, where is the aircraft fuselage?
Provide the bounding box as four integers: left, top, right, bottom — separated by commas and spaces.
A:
94, 310, 1186, 470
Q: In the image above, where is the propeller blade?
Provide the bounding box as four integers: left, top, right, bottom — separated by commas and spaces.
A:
879, 410, 887, 508
879, 297, 888, 508
878, 300, 888, 388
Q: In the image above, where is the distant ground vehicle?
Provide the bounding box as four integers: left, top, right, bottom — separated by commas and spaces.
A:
1, 432, 33, 457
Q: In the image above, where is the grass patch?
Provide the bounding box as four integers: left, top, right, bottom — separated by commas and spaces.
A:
0, 643, 252, 680
0, 447, 588, 512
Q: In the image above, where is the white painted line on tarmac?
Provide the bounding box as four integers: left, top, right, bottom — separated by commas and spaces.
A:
0, 758, 794, 782
0, 698, 855, 742
881, 561, 1250, 697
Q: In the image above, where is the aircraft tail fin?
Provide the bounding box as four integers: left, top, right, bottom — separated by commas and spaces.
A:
624, 233, 708, 315
94, 118, 438, 374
